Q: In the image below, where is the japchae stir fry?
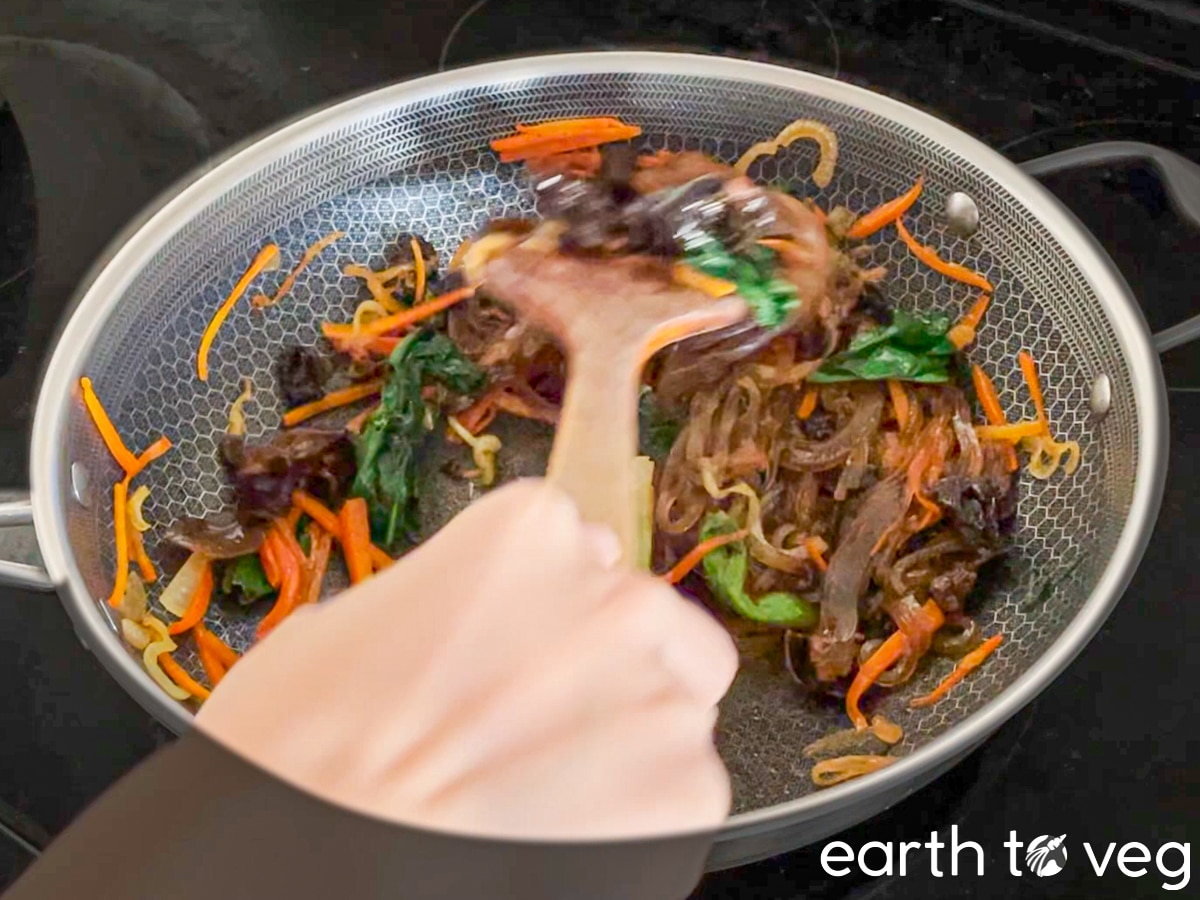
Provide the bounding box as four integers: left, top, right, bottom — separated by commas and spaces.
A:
85, 114, 1082, 783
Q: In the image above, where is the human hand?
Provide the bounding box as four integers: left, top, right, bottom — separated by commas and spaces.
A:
195, 479, 738, 840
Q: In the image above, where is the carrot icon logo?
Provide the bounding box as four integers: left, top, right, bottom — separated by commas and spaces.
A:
1026, 834, 1069, 877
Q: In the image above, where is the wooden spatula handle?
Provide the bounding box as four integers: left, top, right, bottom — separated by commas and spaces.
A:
546, 344, 642, 567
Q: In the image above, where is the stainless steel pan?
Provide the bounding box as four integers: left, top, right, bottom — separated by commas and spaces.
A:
3, 53, 1195, 869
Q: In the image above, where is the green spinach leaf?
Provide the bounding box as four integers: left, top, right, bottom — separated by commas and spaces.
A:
808, 310, 956, 383
220, 554, 275, 606
699, 512, 818, 629
684, 239, 798, 329
352, 331, 486, 548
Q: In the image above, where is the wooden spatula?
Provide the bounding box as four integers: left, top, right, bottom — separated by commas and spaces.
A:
483, 246, 747, 566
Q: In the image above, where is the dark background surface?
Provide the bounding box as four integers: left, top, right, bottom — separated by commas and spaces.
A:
0, 1, 1197, 896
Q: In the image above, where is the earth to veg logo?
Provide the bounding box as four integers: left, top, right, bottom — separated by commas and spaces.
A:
820, 827, 1190, 891
1025, 834, 1068, 877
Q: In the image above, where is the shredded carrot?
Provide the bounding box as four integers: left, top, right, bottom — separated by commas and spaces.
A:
197, 244, 280, 382
369, 545, 393, 571
846, 176, 924, 240
130, 436, 173, 477
1018, 350, 1049, 434
158, 653, 210, 701
194, 627, 227, 687
106, 479, 131, 608
805, 536, 829, 573
195, 625, 240, 669
894, 218, 994, 292
252, 231, 343, 308
339, 498, 373, 585
256, 521, 303, 639
291, 489, 392, 568
910, 634, 1004, 708
291, 490, 342, 534
168, 559, 213, 635
322, 285, 475, 340
80, 377, 140, 475
301, 526, 334, 606
259, 532, 281, 589
847, 599, 944, 728
670, 263, 738, 298
811, 755, 896, 787
410, 236, 426, 304
845, 631, 907, 730
664, 528, 748, 585
285, 506, 302, 531
128, 523, 157, 583
971, 364, 1007, 426
490, 119, 642, 162
948, 292, 991, 349
282, 379, 382, 428
797, 387, 819, 420
346, 404, 377, 434
976, 421, 1044, 442
887, 380, 910, 429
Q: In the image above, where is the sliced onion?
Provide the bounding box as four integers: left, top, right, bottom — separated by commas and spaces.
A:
811, 754, 894, 788
117, 571, 148, 622
227, 377, 254, 437
447, 415, 502, 487
734, 119, 839, 188
143, 636, 190, 701
158, 551, 210, 617
128, 485, 152, 532
141, 614, 171, 642
120, 617, 153, 651
351, 299, 389, 336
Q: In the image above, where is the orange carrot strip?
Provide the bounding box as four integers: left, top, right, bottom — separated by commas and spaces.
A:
256, 521, 303, 639
511, 117, 626, 136
194, 627, 227, 687
80, 377, 140, 475
976, 421, 1044, 442
845, 632, 908, 730
369, 545, 393, 571
664, 529, 748, 585
805, 537, 829, 573
106, 479, 131, 608
894, 218, 994, 292
128, 524, 157, 583
491, 123, 642, 160
339, 498, 373, 585
129, 436, 173, 478
846, 176, 924, 240
285, 506, 302, 530
887, 379, 910, 429
195, 625, 240, 669
282, 380, 382, 428
346, 404, 377, 434
301, 527, 334, 606
670, 263, 737, 298
410, 236, 426, 304
971, 364, 1007, 426
197, 244, 280, 382
159, 654, 210, 700
322, 285, 474, 340
252, 231, 344, 308
1018, 350, 1049, 433
948, 292, 992, 350
168, 559, 213, 635
910, 634, 1004, 708
259, 533, 281, 589
797, 387, 819, 420
291, 490, 342, 535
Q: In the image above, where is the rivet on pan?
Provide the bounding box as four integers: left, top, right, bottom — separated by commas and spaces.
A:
71, 462, 91, 507
944, 192, 980, 237
1089, 374, 1112, 421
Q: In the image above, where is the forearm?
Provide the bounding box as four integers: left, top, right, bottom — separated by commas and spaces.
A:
5, 732, 715, 900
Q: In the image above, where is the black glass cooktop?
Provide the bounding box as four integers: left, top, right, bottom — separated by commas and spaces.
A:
1, 2, 1197, 896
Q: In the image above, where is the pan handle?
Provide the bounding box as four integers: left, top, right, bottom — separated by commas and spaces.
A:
1019, 141, 1200, 354
0, 497, 55, 591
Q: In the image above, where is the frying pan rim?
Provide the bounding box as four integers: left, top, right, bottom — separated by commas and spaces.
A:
27, 50, 1168, 834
